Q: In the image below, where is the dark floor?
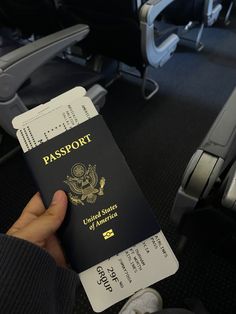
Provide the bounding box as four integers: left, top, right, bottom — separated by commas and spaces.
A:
1, 12, 236, 314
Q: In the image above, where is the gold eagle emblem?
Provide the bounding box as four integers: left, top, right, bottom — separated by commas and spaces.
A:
64, 163, 105, 206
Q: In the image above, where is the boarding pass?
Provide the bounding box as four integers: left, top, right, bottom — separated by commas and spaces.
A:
12, 87, 178, 312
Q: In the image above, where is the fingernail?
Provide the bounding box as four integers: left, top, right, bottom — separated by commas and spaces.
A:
52, 190, 63, 204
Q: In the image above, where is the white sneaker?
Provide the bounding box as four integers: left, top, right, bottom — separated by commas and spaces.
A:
119, 288, 163, 314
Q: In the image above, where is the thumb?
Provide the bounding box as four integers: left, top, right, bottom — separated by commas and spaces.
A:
15, 190, 68, 247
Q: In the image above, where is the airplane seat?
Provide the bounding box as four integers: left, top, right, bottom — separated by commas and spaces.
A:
60, 1, 145, 69
0, 24, 107, 167
0, 29, 22, 55
163, 0, 223, 50
58, 0, 180, 99
0, 25, 107, 136
163, 0, 222, 26
171, 88, 236, 263
0, 0, 62, 36
162, 0, 205, 25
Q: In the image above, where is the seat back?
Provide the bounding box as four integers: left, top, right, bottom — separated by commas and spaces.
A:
62, 0, 140, 21
163, 0, 205, 25
164, 0, 223, 25
0, 0, 61, 36
60, 0, 144, 68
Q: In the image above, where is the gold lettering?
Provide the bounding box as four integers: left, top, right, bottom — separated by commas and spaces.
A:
96, 212, 118, 227
83, 211, 101, 225
42, 133, 93, 165
55, 150, 61, 158
60, 147, 67, 156
78, 137, 87, 146
71, 141, 80, 149
65, 144, 72, 153
101, 204, 117, 215
43, 156, 50, 165
49, 154, 57, 162
84, 134, 92, 142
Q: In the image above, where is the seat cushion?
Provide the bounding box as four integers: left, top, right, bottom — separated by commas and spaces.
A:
0, 30, 102, 107
18, 57, 102, 107
0, 33, 21, 56
155, 25, 179, 46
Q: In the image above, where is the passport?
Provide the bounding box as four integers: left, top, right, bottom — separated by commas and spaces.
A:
24, 115, 160, 272
14, 89, 178, 312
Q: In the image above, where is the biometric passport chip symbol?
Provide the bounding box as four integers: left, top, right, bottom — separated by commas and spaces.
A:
64, 163, 106, 206
103, 229, 114, 240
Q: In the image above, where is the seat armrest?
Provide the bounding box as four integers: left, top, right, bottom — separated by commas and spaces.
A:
0, 24, 89, 136
0, 24, 89, 101
204, 0, 214, 19
139, 0, 179, 67
86, 84, 107, 111
204, 0, 222, 26
200, 88, 236, 160
140, 0, 174, 26
171, 87, 236, 225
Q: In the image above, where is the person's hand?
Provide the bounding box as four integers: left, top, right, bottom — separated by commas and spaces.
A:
7, 190, 68, 267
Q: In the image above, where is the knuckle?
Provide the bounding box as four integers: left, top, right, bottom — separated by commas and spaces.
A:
46, 207, 62, 225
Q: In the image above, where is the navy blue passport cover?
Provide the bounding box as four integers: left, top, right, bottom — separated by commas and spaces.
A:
25, 115, 160, 273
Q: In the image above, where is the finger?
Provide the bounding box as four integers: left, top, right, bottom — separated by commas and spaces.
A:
7, 192, 46, 235
22, 192, 46, 217
14, 190, 68, 246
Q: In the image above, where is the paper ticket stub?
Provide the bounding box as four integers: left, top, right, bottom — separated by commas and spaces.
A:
12, 86, 86, 130
15, 96, 97, 152
80, 231, 178, 312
